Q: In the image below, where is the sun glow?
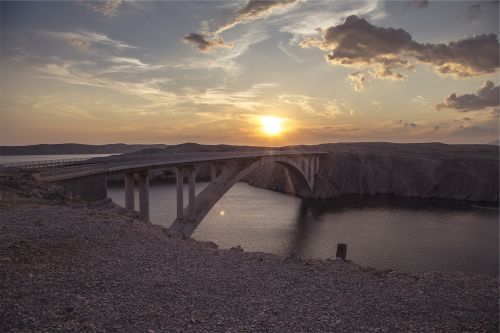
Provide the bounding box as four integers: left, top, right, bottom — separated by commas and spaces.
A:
261, 116, 283, 136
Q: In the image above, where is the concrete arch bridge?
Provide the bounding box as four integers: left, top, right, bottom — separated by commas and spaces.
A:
31, 151, 326, 236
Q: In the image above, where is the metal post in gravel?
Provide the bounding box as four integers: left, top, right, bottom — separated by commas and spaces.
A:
336, 243, 347, 261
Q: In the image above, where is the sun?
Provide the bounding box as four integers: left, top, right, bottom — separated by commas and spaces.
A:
261, 116, 283, 136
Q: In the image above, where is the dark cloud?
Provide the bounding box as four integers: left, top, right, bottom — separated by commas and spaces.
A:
300, 15, 414, 79
217, 0, 299, 34
407, 0, 429, 9
408, 33, 499, 77
300, 15, 499, 81
466, 4, 481, 22
182, 33, 232, 52
437, 81, 499, 111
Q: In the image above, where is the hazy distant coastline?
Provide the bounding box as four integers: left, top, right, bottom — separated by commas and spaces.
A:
0, 143, 170, 156
2, 140, 498, 156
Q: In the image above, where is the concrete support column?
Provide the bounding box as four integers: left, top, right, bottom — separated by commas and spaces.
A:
138, 171, 149, 221
176, 167, 184, 220
308, 157, 313, 183
210, 164, 217, 183
315, 156, 320, 173
302, 157, 311, 181
221, 164, 228, 183
215, 163, 228, 184
124, 172, 135, 211
188, 167, 196, 221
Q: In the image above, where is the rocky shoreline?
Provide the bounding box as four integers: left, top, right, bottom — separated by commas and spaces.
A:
1, 172, 498, 332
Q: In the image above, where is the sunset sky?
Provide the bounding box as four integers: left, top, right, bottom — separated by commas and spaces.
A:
1, 0, 499, 146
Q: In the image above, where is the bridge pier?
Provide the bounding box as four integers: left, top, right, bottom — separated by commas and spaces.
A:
210, 164, 217, 183
219, 163, 228, 183
309, 156, 314, 185
138, 172, 149, 221
36, 151, 325, 236
188, 166, 196, 221
176, 167, 184, 220
124, 172, 135, 211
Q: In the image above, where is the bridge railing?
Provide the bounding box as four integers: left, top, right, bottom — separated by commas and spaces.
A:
0, 157, 94, 170
12, 150, 326, 180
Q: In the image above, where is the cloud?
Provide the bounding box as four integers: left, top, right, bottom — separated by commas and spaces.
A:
398, 120, 418, 128
466, 4, 481, 22
299, 15, 414, 79
184, 0, 299, 53
488, 108, 500, 118
276, 1, 382, 37
182, 33, 232, 52
277, 94, 345, 118
407, 0, 429, 9
300, 15, 499, 83
409, 33, 499, 77
185, 83, 278, 110
277, 40, 303, 62
215, 0, 299, 34
437, 81, 499, 111
82, 0, 122, 17
35, 61, 178, 105
41, 30, 137, 51
347, 72, 366, 91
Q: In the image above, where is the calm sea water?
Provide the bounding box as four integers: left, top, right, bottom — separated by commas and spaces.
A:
107, 181, 499, 276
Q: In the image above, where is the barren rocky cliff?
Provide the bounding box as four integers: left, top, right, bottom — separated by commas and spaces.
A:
245, 143, 499, 202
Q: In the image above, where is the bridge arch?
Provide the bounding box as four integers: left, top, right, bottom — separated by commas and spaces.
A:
169, 155, 316, 236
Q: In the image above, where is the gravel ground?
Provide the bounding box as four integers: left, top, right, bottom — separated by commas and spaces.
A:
0, 176, 498, 332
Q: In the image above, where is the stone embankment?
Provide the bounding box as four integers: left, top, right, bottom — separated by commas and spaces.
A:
0, 171, 498, 332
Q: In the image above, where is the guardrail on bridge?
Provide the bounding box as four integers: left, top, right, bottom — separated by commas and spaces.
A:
0, 157, 92, 170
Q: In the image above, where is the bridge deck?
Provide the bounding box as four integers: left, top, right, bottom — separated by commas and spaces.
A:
36, 150, 327, 182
